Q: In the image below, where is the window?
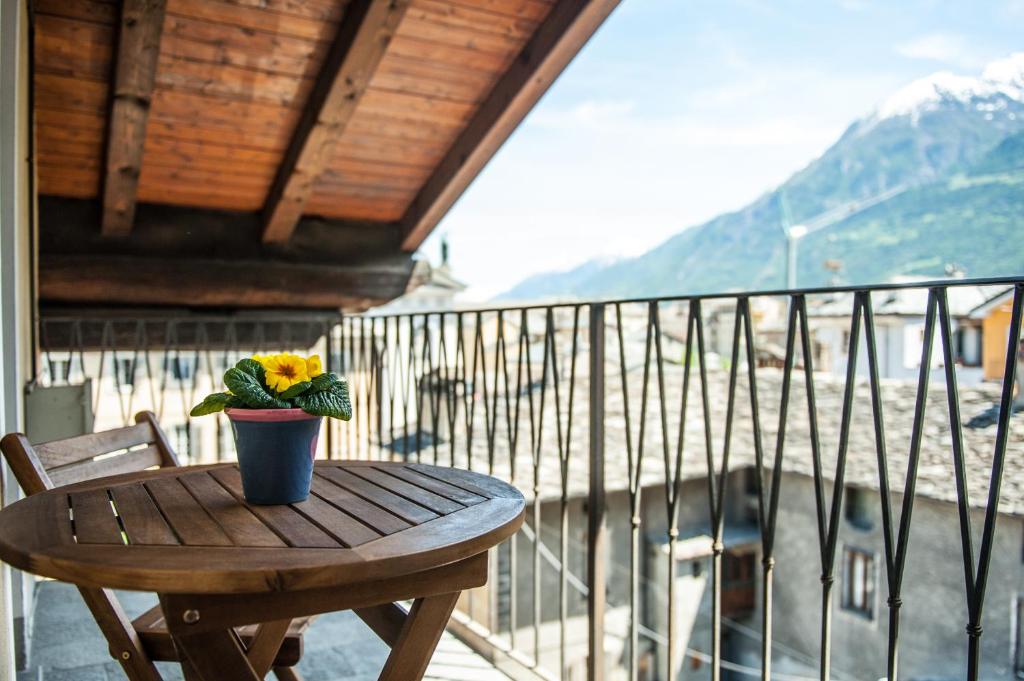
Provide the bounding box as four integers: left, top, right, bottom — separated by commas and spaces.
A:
845, 486, 873, 530
218, 421, 236, 461
172, 424, 190, 462
164, 356, 195, 381
722, 550, 756, 617
114, 358, 135, 387
48, 359, 69, 383
842, 547, 876, 619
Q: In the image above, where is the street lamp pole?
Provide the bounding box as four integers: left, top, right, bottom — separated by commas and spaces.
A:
785, 224, 807, 290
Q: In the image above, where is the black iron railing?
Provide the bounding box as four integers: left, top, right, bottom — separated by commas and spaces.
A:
38, 276, 1024, 681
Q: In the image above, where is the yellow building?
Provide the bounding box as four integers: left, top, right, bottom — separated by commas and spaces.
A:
969, 288, 1018, 381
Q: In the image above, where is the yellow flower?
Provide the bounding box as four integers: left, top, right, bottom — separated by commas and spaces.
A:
306, 354, 324, 378
251, 354, 268, 366
263, 353, 310, 393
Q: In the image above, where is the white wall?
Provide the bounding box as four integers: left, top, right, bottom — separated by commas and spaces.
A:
1, 0, 34, 675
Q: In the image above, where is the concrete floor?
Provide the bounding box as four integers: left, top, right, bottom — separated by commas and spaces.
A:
18, 581, 509, 681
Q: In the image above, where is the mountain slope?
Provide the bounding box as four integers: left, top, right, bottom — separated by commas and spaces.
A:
499, 54, 1024, 300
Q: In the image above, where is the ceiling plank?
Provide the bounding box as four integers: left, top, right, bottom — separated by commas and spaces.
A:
100, 0, 167, 236
262, 0, 411, 244
399, 0, 621, 251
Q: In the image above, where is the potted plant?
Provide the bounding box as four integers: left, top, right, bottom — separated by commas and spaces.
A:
190, 354, 351, 505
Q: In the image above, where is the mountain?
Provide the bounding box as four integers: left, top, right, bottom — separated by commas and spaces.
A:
499, 53, 1024, 301
497, 256, 621, 302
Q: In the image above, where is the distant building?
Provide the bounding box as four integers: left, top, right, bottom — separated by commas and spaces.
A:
373, 237, 467, 314
968, 288, 1018, 382
807, 279, 991, 383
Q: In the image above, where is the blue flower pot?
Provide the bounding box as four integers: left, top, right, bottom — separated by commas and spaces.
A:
225, 408, 322, 505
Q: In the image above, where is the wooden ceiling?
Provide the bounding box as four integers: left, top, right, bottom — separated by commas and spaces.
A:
32, 0, 620, 309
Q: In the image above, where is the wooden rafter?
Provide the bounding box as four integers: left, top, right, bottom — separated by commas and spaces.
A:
100, 0, 167, 236
399, 0, 622, 251
261, 0, 410, 244
38, 197, 422, 311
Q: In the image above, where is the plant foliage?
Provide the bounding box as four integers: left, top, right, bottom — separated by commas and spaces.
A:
189, 354, 351, 420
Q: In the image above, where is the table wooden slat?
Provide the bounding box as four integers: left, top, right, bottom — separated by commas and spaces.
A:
309, 474, 411, 535
345, 467, 465, 515
408, 463, 501, 499
378, 466, 487, 506
70, 490, 124, 544
210, 467, 341, 549
317, 468, 438, 525
179, 472, 285, 548
290, 493, 381, 548
109, 484, 179, 545
144, 478, 233, 547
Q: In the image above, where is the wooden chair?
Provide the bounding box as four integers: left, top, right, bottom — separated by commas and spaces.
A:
1, 410, 306, 681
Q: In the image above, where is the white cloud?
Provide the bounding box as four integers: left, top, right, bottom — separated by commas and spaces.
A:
895, 33, 986, 69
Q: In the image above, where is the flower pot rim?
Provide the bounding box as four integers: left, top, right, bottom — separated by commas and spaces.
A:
224, 407, 321, 422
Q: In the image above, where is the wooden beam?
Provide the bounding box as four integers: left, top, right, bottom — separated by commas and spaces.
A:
262, 0, 411, 244
39, 254, 425, 310
41, 197, 404, 267
398, 0, 621, 251
100, 0, 167, 236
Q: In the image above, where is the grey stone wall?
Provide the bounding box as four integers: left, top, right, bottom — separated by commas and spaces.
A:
767, 472, 1024, 681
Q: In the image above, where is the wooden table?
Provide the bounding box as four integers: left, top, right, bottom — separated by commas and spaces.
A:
0, 460, 525, 681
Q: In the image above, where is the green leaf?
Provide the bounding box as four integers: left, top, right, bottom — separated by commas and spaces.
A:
226, 395, 247, 409
310, 373, 340, 391
223, 367, 289, 409
190, 392, 233, 417
279, 380, 312, 399
234, 358, 266, 384
293, 373, 352, 420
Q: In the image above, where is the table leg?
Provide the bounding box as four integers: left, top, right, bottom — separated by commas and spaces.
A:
179, 656, 204, 681
377, 592, 460, 681
246, 619, 293, 677
173, 628, 261, 681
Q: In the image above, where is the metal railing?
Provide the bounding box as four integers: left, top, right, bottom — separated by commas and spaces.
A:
38, 276, 1024, 681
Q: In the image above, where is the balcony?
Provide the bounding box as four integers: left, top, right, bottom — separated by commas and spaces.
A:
31, 277, 1024, 681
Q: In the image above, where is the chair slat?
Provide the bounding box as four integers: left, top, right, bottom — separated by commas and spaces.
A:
49, 446, 164, 489
36, 422, 154, 470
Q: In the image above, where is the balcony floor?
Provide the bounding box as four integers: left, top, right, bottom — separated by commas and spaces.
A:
19, 581, 508, 681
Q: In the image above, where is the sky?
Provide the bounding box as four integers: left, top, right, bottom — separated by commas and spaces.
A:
419, 0, 1024, 300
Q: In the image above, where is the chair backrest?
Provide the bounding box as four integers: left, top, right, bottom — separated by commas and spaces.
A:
1, 410, 180, 497
0, 411, 182, 681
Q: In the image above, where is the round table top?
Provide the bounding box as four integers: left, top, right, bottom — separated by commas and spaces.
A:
0, 461, 524, 594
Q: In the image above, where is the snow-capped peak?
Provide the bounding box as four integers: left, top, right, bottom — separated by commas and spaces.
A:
871, 52, 1024, 122
982, 52, 1024, 98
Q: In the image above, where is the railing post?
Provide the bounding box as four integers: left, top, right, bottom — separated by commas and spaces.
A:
588, 303, 606, 681
324, 319, 335, 460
